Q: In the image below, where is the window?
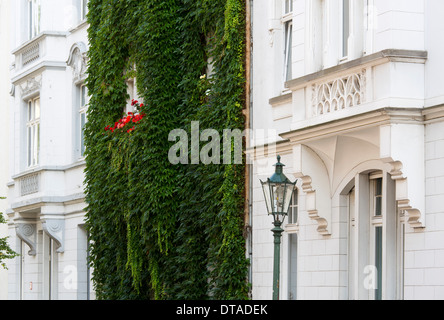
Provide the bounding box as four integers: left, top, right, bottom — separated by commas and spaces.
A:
288, 233, 298, 300
28, 0, 40, 40
364, 0, 375, 55
125, 78, 136, 114
342, 0, 350, 58
27, 97, 40, 167
43, 235, 58, 300
287, 188, 298, 224
19, 241, 25, 300
79, 84, 87, 158
369, 174, 383, 300
286, 188, 298, 300
80, 0, 88, 21
283, 0, 293, 82
78, 225, 93, 300
346, 171, 401, 300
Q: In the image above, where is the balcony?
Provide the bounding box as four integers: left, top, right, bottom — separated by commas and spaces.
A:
11, 31, 68, 85
269, 49, 428, 133
7, 162, 86, 215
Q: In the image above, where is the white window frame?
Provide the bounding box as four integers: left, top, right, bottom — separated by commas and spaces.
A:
80, 0, 88, 21
287, 188, 298, 225
79, 84, 88, 158
19, 240, 25, 300
28, 0, 41, 40
287, 233, 298, 300
347, 171, 402, 300
285, 187, 298, 300
341, 0, 350, 60
369, 173, 383, 300
27, 97, 40, 168
126, 78, 136, 114
283, 0, 293, 82
43, 234, 58, 300
364, 0, 375, 55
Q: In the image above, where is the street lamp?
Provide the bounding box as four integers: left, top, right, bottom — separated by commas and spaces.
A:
260, 155, 297, 300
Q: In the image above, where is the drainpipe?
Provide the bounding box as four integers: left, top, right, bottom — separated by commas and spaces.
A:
244, 0, 254, 298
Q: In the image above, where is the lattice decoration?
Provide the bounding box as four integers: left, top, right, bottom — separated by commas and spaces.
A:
20, 173, 40, 196
22, 43, 40, 67
312, 70, 366, 116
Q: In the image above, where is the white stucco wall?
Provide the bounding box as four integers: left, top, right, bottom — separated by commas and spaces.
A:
0, 0, 11, 300
5, 0, 93, 300
251, 0, 444, 300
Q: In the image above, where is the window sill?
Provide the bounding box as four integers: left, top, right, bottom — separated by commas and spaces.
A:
284, 223, 299, 234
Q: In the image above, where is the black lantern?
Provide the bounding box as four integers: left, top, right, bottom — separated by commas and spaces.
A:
260, 155, 297, 300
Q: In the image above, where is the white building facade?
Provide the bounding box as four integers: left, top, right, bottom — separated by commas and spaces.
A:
250, 0, 444, 300
4, 0, 94, 300
0, 0, 12, 300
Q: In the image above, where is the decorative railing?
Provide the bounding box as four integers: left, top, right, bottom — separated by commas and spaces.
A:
20, 173, 40, 196
21, 42, 40, 67
311, 69, 366, 117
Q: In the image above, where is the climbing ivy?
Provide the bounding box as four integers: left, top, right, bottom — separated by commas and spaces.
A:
84, 0, 248, 299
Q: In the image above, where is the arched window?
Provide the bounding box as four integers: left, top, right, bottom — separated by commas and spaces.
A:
67, 42, 89, 160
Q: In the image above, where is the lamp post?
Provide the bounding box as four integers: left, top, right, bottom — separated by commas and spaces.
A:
260, 155, 297, 300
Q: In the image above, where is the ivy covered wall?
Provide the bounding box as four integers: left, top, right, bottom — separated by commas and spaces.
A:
84, 0, 249, 299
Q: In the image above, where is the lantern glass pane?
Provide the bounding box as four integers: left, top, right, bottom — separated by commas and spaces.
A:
272, 183, 286, 213
282, 183, 295, 214
261, 180, 272, 214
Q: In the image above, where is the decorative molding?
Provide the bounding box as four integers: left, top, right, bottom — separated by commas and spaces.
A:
21, 42, 40, 67
312, 69, 366, 116
299, 175, 329, 235
386, 160, 424, 229
67, 42, 88, 83
380, 123, 426, 229
15, 223, 37, 256
285, 49, 427, 90
292, 144, 332, 236
20, 75, 42, 98
269, 92, 293, 107
20, 173, 40, 196
42, 219, 65, 253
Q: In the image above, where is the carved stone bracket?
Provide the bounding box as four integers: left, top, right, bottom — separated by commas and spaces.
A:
380, 124, 425, 229
386, 160, 424, 229
299, 175, 329, 235
292, 145, 332, 236
42, 219, 65, 253
15, 223, 37, 256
